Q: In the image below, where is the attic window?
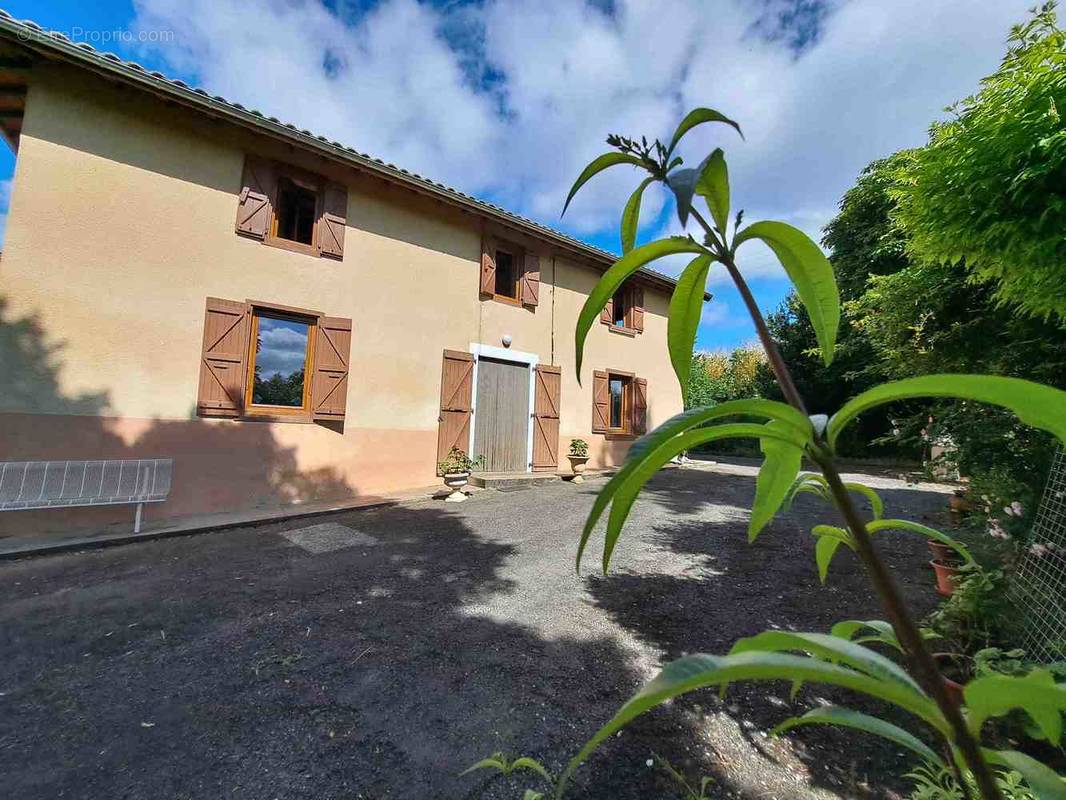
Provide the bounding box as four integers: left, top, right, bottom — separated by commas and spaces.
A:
612, 288, 629, 327
274, 177, 318, 246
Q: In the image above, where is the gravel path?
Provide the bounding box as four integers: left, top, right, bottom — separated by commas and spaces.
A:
0, 464, 952, 799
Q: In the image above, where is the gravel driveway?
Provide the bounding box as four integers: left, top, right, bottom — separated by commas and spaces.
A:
0, 462, 952, 799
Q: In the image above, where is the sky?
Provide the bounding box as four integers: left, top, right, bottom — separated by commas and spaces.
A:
0, 0, 1034, 350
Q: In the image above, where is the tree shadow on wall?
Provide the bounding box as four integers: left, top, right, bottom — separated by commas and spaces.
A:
0, 295, 356, 539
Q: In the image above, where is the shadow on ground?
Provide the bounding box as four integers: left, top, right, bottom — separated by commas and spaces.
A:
584, 469, 947, 799
0, 466, 951, 799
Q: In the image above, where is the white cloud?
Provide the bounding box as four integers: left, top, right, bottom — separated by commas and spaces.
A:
130, 0, 1031, 303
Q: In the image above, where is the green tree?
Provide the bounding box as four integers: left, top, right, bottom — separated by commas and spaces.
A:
756, 157, 911, 456
892, 3, 1066, 319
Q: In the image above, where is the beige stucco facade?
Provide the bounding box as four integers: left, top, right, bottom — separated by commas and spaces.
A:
0, 65, 683, 534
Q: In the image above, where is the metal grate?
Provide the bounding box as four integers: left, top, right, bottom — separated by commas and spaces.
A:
1013, 448, 1066, 662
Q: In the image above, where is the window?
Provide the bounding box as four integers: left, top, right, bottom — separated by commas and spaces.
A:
235, 157, 348, 260
603, 283, 645, 333
494, 247, 519, 300
274, 177, 318, 246
246, 310, 314, 415
612, 288, 629, 328
608, 374, 630, 431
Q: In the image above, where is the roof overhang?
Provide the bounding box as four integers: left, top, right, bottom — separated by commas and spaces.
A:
0, 9, 711, 302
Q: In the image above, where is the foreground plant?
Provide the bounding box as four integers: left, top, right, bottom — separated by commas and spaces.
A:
467, 109, 1066, 799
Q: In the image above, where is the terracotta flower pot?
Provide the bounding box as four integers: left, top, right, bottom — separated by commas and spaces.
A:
932, 653, 966, 705
443, 471, 470, 503
948, 493, 972, 514
928, 541, 956, 563
931, 559, 960, 597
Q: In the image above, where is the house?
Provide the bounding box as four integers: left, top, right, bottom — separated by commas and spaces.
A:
0, 12, 697, 535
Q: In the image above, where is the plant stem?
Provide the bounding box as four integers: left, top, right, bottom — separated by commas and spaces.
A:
688, 208, 1004, 800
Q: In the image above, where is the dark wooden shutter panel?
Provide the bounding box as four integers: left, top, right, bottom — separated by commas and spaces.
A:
600, 298, 613, 325
532, 364, 560, 471
632, 377, 648, 435
311, 317, 352, 421
631, 287, 645, 332
592, 370, 609, 433
480, 235, 496, 296
437, 350, 474, 470
235, 158, 275, 240
197, 298, 251, 417
318, 183, 348, 260
521, 252, 541, 307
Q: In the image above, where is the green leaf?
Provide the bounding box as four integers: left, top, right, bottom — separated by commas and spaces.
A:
827, 374, 1066, 452
785, 472, 830, 509
666, 107, 744, 157
554, 651, 944, 796
984, 749, 1066, 800
696, 148, 730, 233
576, 399, 812, 571
511, 757, 553, 783
965, 669, 1066, 743
667, 167, 700, 227
831, 620, 903, 652
620, 176, 656, 253
602, 423, 808, 572
749, 422, 804, 542
866, 519, 973, 564
575, 237, 708, 380
734, 221, 840, 366
843, 482, 884, 520
773, 706, 943, 767
814, 531, 850, 583
523, 791, 545, 800
461, 753, 508, 776
667, 254, 715, 402
730, 630, 923, 691
562, 152, 645, 217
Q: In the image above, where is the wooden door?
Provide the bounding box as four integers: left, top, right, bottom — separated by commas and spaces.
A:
473, 357, 530, 472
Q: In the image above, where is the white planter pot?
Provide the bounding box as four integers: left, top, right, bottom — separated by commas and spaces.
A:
443, 471, 470, 502
567, 455, 590, 483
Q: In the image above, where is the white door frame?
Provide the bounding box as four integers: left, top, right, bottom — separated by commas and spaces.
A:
468, 342, 538, 472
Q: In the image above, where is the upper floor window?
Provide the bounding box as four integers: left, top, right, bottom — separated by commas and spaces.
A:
494, 246, 520, 301
601, 282, 645, 334
235, 156, 348, 260
274, 177, 318, 246
480, 233, 540, 308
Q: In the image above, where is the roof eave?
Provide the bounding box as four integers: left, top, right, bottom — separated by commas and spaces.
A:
0, 12, 710, 301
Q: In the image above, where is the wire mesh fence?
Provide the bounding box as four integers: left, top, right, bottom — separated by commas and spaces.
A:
1013, 447, 1066, 662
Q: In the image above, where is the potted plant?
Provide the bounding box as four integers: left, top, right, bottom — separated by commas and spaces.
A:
930, 557, 963, 597
568, 439, 590, 483
437, 446, 483, 503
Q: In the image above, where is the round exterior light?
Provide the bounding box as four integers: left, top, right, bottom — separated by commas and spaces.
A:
502, 334, 513, 347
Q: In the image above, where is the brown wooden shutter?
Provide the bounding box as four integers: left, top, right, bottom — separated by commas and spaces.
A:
318, 183, 348, 260
592, 370, 609, 433
600, 297, 614, 325
630, 287, 645, 332
480, 235, 496, 296
437, 350, 474, 469
197, 298, 251, 417
532, 364, 560, 471
632, 377, 648, 435
311, 316, 352, 421
521, 252, 540, 307
235, 158, 275, 240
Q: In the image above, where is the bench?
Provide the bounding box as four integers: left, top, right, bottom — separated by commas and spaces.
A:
0, 459, 173, 533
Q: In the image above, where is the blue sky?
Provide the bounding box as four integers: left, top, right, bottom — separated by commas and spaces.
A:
0, 0, 1032, 349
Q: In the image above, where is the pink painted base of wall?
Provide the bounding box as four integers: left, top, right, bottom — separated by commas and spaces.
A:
0, 412, 438, 537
